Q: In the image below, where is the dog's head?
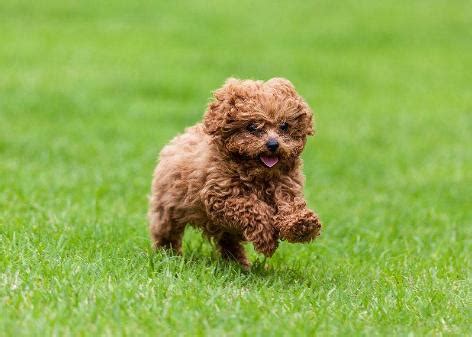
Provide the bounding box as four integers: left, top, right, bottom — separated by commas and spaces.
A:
203, 78, 314, 176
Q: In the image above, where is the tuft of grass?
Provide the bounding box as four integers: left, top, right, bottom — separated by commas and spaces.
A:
1, 0, 471, 336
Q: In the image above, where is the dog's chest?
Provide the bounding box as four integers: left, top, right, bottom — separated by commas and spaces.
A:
242, 181, 277, 205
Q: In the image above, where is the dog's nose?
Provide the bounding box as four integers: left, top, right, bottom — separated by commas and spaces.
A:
266, 139, 279, 152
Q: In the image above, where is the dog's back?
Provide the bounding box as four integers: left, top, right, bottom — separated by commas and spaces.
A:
148, 123, 210, 251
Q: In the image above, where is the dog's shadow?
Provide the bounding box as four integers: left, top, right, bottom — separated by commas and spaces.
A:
145, 244, 324, 289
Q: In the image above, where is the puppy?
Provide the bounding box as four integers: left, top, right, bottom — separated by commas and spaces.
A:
148, 78, 321, 268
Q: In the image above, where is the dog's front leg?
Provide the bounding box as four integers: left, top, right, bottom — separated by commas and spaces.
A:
274, 188, 322, 243
205, 194, 278, 257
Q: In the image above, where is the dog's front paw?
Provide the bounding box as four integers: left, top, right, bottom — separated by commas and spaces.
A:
253, 236, 279, 257
247, 227, 279, 257
278, 212, 321, 243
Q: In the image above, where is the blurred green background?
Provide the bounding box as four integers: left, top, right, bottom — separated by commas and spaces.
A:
1, 1, 471, 336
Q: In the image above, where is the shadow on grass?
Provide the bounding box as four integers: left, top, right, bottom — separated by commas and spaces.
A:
143, 244, 326, 289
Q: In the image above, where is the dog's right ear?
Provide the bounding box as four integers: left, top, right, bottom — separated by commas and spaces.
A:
203, 78, 241, 136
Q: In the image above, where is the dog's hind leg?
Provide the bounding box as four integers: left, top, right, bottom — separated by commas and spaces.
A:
217, 232, 250, 270
149, 206, 186, 254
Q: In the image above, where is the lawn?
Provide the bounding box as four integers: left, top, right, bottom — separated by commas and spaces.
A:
0, 0, 471, 336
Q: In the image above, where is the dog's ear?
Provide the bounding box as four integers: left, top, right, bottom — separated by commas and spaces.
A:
203, 78, 254, 136
294, 98, 315, 136
299, 100, 315, 136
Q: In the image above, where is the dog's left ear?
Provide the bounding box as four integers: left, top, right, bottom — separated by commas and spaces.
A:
296, 99, 315, 136
301, 102, 315, 136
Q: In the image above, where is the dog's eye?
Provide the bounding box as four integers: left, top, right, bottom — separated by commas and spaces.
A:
280, 122, 289, 132
246, 123, 259, 132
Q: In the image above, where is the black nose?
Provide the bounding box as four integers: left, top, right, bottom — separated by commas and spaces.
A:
266, 139, 279, 152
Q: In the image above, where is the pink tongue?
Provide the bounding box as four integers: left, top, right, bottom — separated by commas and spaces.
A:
260, 156, 279, 168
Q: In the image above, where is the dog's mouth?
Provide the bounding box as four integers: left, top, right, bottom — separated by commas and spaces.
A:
260, 155, 279, 168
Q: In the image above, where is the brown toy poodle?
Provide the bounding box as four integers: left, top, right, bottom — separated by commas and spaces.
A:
148, 77, 321, 269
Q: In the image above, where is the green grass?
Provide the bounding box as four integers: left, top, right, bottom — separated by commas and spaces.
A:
1, 0, 471, 336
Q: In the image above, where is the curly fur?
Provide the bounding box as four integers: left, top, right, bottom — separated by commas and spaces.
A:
148, 77, 321, 269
